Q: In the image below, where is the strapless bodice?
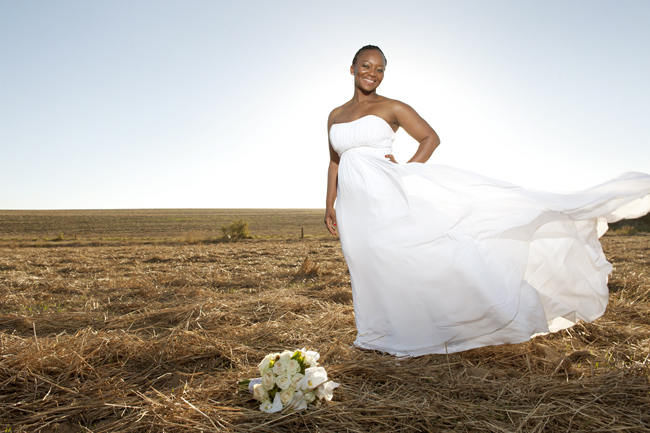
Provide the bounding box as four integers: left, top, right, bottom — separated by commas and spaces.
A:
329, 114, 396, 156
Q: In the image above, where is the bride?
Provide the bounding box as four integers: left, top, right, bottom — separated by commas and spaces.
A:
324, 44, 650, 357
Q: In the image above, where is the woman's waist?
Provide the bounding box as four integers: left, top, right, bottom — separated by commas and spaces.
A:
341, 145, 393, 156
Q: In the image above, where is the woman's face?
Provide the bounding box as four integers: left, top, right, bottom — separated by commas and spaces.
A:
350, 49, 385, 92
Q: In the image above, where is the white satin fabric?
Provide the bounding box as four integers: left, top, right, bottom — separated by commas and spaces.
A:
329, 114, 650, 357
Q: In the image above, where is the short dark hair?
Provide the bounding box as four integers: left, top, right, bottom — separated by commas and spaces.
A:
352, 45, 387, 67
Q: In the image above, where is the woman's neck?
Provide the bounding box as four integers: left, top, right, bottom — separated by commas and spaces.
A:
352, 89, 380, 104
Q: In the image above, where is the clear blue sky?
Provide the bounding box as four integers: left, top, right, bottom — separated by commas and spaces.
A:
2, 0, 649, 209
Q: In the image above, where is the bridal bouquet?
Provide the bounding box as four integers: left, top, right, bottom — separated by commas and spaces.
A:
242, 348, 339, 413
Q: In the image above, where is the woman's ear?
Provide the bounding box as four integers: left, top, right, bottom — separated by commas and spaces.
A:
350, 65, 355, 75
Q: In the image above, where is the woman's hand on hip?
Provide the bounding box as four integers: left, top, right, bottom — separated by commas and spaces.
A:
385, 154, 397, 163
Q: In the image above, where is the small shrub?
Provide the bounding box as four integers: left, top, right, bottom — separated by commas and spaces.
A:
221, 219, 252, 242
611, 225, 638, 236
609, 214, 650, 234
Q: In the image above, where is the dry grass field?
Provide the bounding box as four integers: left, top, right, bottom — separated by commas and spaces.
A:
0, 209, 648, 432
0, 209, 326, 246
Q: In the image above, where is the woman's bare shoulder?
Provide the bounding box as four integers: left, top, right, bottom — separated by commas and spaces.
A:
382, 97, 415, 114
372, 97, 417, 127
329, 102, 350, 117
327, 102, 352, 126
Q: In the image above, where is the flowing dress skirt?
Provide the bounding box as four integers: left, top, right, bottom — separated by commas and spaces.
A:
335, 146, 650, 356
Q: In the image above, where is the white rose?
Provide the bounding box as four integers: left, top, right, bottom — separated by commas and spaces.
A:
259, 398, 273, 413
252, 383, 268, 402
291, 372, 304, 386
259, 392, 283, 413
286, 359, 300, 376
279, 350, 293, 363
279, 386, 296, 405
315, 380, 339, 401
258, 353, 277, 374
261, 370, 275, 391
290, 392, 308, 411
273, 358, 288, 375
303, 390, 316, 403
276, 373, 292, 390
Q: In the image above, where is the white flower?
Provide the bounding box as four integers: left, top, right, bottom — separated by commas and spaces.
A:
273, 351, 292, 375
259, 398, 272, 412
315, 380, 339, 401
259, 392, 283, 413
292, 396, 308, 411
287, 359, 300, 376
298, 367, 328, 391
252, 383, 268, 402
279, 350, 293, 363
272, 360, 286, 375
287, 390, 309, 411
302, 349, 320, 367
252, 349, 336, 413
280, 386, 296, 405
276, 373, 292, 390
261, 370, 275, 391
303, 390, 316, 403
291, 372, 304, 386
258, 353, 277, 374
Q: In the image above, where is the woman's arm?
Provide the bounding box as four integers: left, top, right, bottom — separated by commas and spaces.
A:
394, 101, 441, 163
325, 116, 340, 236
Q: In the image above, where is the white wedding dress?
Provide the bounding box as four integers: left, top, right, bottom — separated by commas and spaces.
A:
329, 114, 650, 357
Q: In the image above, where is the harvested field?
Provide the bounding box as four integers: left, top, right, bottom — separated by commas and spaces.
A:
0, 209, 326, 245
0, 210, 648, 432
